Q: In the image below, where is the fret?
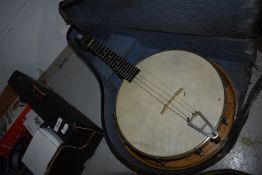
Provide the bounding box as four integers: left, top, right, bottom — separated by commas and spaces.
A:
97, 45, 106, 57
123, 63, 134, 77
104, 50, 113, 63
99, 45, 107, 54
125, 65, 138, 81
127, 63, 135, 75
108, 53, 118, 67
80, 35, 94, 49
90, 40, 99, 50
85, 38, 95, 49
91, 42, 99, 51
88, 40, 96, 50
115, 56, 125, 72
119, 58, 127, 72
94, 43, 103, 54
106, 51, 115, 65
132, 68, 141, 81
101, 48, 110, 59
111, 55, 122, 71
95, 44, 102, 53
82, 39, 94, 50
112, 53, 120, 65
118, 59, 128, 76
79, 34, 140, 82
126, 65, 140, 82
122, 62, 133, 77
122, 62, 133, 79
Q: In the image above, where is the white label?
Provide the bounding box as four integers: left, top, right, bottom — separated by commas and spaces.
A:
23, 110, 44, 136
61, 123, 69, 134
54, 117, 62, 132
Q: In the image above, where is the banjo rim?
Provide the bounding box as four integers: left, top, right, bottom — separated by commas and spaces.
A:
114, 50, 237, 169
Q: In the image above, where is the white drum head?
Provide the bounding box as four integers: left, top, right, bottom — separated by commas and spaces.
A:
116, 50, 224, 157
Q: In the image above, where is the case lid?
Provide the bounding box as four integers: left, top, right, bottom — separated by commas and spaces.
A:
59, 0, 261, 38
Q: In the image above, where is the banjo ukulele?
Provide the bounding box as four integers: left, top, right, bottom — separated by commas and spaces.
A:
77, 33, 237, 174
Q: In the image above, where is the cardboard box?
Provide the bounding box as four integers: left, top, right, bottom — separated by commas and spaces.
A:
0, 87, 30, 157
8, 71, 104, 175
22, 128, 62, 175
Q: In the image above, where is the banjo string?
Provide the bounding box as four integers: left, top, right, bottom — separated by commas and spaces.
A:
174, 99, 194, 114
133, 79, 188, 120
137, 75, 194, 114
137, 67, 173, 96
139, 65, 177, 94
134, 77, 188, 118
136, 73, 196, 114
134, 77, 193, 120
137, 65, 196, 112
177, 96, 195, 112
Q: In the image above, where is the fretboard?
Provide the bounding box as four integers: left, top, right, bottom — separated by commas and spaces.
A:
78, 34, 140, 82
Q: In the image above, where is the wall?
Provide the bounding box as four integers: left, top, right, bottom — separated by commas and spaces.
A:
0, 0, 68, 92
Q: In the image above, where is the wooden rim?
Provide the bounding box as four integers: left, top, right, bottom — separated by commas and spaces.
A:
118, 62, 237, 170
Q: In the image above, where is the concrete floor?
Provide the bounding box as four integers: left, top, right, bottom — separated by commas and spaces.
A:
205, 51, 262, 174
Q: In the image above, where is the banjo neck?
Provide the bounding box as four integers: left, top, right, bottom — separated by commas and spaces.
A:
78, 34, 140, 82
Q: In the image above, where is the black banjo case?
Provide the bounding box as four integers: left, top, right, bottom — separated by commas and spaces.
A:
58, 0, 262, 174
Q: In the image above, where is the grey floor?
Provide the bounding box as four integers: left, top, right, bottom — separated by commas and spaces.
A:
205, 51, 262, 174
